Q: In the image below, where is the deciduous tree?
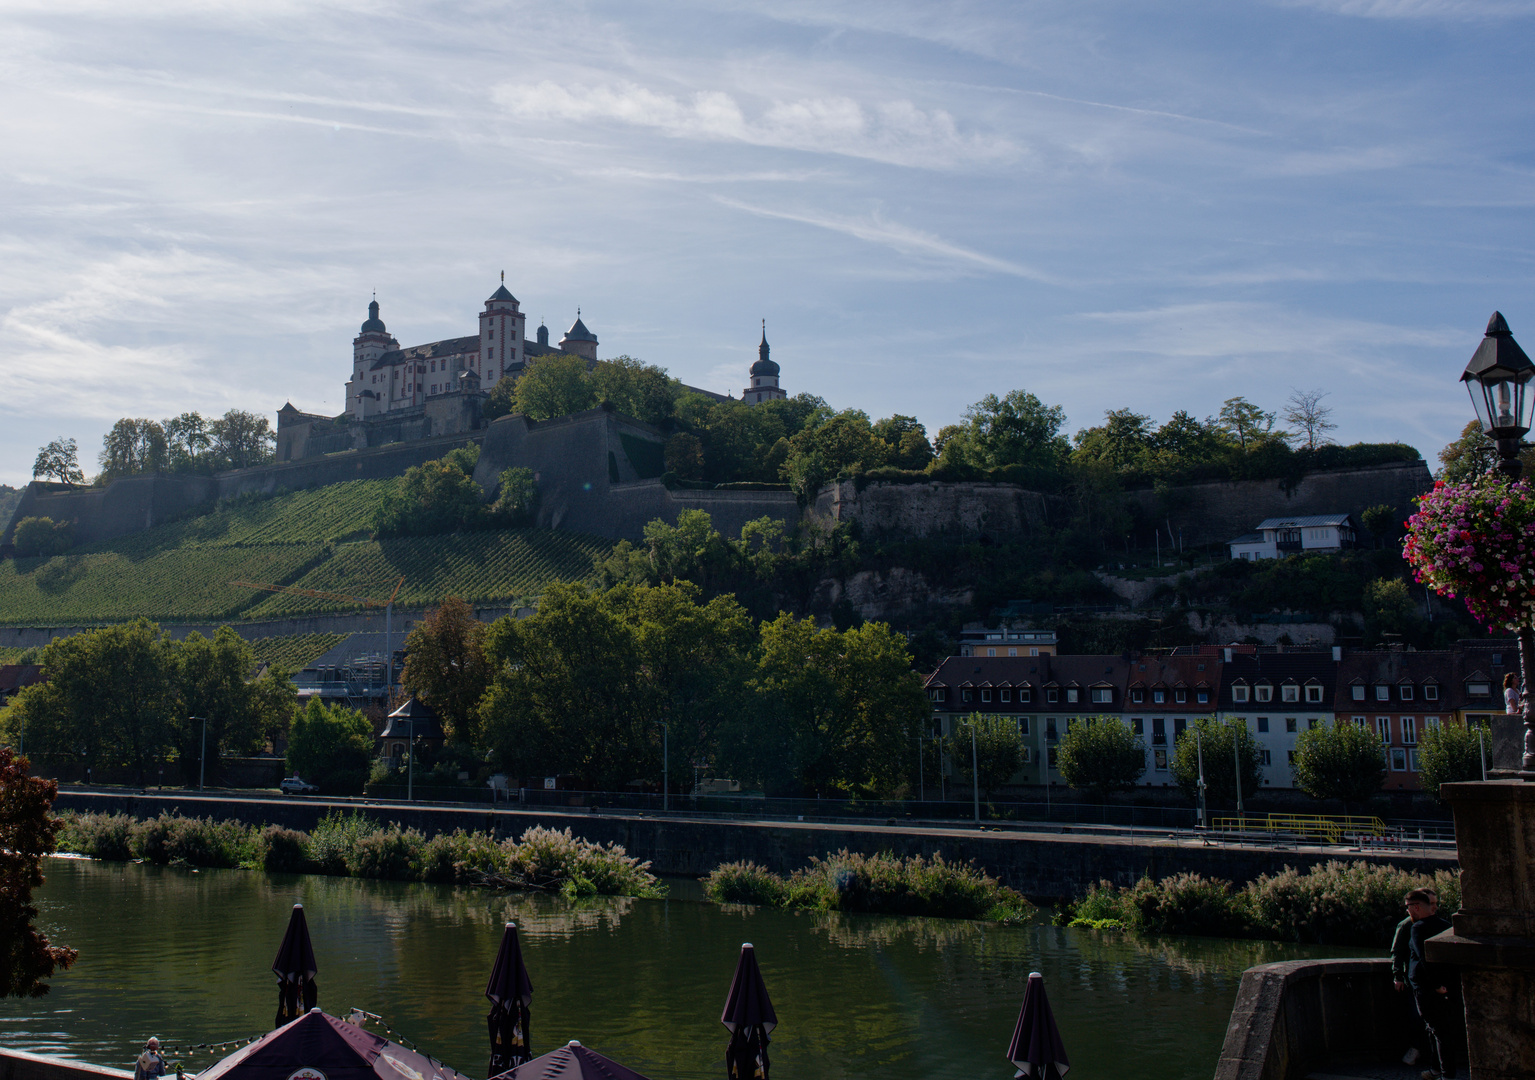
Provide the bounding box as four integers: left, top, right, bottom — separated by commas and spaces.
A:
1417, 719, 1488, 800
1282, 389, 1337, 451
402, 597, 492, 746
209, 409, 274, 470
98, 418, 168, 481
0, 748, 77, 998
1215, 397, 1277, 453
286, 698, 373, 795
32, 438, 83, 486
1057, 714, 1146, 797
944, 713, 1025, 798
172, 626, 276, 785
10, 517, 72, 558
513, 354, 597, 420
1293, 720, 1387, 808
1171, 718, 1264, 807
936, 389, 1069, 471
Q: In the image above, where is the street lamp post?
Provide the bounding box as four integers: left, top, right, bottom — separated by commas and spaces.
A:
1195, 728, 1207, 829
661, 721, 669, 812
190, 716, 207, 791
1461, 312, 1535, 770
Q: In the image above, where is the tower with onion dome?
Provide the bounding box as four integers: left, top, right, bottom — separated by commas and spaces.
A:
743, 322, 786, 405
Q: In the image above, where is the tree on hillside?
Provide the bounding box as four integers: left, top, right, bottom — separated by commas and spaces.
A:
1417, 719, 1488, 800
780, 412, 890, 498
374, 451, 486, 536
1056, 714, 1146, 798
514, 354, 598, 420
1293, 720, 1386, 809
10, 517, 73, 558
1215, 397, 1278, 453
32, 438, 83, 486
98, 418, 168, 481
402, 597, 492, 746
491, 467, 538, 524
1171, 718, 1264, 807
172, 626, 278, 785
286, 698, 373, 795
589, 356, 681, 427
209, 410, 275, 470
872, 415, 936, 471
1072, 409, 1154, 471
1282, 389, 1337, 451
936, 389, 1069, 471
0, 748, 77, 998
943, 713, 1025, 798
163, 413, 213, 472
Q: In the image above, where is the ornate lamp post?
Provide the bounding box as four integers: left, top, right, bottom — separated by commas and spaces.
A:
1460, 312, 1535, 480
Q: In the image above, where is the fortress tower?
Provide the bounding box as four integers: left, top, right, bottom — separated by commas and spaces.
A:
559, 310, 599, 363
479, 277, 526, 389
347, 299, 400, 418
743, 322, 785, 405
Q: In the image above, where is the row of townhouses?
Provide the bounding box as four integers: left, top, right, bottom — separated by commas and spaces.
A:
924, 644, 1516, 792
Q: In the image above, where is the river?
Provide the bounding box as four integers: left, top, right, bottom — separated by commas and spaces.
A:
2, 858, 1373, 1079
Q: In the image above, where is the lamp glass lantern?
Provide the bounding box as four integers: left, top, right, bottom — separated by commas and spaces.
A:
1461, 312, 1535, 447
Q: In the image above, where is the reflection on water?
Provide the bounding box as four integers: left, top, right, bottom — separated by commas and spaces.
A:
2, 859, 1374, 1080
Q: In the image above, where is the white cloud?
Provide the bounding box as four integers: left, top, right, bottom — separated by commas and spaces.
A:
1280, 0, 1535, 17
492, 80, 1017, 169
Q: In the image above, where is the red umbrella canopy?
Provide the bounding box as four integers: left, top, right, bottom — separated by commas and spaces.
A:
198, 1011, 458, 1080
489, 1041, 651, 1080
1006, 972, 1070, 1078
720, 944, 776, 1035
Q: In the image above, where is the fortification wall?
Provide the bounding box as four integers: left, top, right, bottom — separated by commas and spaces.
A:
810, 479, 1052, 539
1127, 460, 1433, 546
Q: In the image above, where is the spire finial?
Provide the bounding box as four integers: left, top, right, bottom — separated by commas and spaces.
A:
501, 270, 504, 283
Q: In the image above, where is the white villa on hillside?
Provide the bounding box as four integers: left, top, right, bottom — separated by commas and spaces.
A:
1227, 514, 1357, 561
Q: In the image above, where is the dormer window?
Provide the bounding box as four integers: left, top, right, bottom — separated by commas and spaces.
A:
1351, 685, 1366, 701
931, 687, 946, 702
1232, 685, 1250, 703
1175, 689, 1187, 703
1424, 684, 1439, 701
1399, 685, 1414, 701
1092, 687, 1112, 704
1375, 685, 1390, 701
1066, 688, 1080, 704
981, 688, 992, 702
1469, 681, 1491, 697
1305, 685, 1323, 704
962, 689, 973, 703
1153, 689, 1166, 704
1132, 688, 1145, 703
1047, 688, 1059, 703
1019, 687, 1032, 703
1255, 684, 1273, 702
1000, 688, 1012, 703
1197, 690, 1209, 704
1281, 685, 1299, 703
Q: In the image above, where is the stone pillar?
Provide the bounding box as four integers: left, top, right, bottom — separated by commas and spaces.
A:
1426, 779, 1535, 1079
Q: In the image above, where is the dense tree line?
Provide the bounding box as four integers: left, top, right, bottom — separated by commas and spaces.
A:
1, 622, 297, 783
401, 586, 929, 798
371, 444, 536, 536
79, 410, 276, 483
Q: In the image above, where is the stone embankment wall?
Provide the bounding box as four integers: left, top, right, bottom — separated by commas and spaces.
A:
1126, 460, 1433, 547
809, 479, 1053, 539
54, 792, 1455, 900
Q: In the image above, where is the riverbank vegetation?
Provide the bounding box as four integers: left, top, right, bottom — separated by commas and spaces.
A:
1057, 861, 1460, 946
55, 811, 663, 899
701, 851, 1032, 922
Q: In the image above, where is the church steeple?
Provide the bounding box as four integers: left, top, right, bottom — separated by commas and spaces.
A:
744, 318, 785, 405
759, 320, 770, 366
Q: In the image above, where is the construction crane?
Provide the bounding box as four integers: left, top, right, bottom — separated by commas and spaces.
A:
229, 576, 406, 686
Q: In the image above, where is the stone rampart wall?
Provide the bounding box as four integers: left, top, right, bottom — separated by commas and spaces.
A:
1128, 460, 1433, 547
809, 479, 1052, 539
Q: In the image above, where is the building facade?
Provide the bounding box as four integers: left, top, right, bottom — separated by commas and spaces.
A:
1228, 514, 1357, 561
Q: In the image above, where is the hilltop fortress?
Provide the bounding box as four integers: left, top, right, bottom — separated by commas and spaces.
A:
275, 279, 781, 461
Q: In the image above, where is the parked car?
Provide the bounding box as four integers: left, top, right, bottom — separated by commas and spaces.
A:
280, 775, 319, 795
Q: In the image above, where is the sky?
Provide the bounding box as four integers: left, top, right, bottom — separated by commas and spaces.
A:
2, 0, 1535, 487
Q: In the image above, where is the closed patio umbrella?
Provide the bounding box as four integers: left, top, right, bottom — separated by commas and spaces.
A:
1006, 971, 1069, 1079
720, 943, 776, 1080
485, 922, 534, 1076
489, 1040, 649, 1080
271, 904, 318, 1030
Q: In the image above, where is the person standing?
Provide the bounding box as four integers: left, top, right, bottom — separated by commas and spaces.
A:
1405, 888, 1464, 1080
1504, 673, 1521, 715
134, 1038, 167, 1080
1391, 911, 1426, 1066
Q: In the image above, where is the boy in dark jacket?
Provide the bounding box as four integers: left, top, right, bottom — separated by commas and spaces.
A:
1404, 888, 1464, 1080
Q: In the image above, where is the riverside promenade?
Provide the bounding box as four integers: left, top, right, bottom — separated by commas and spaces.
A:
54, 789, 1456, 899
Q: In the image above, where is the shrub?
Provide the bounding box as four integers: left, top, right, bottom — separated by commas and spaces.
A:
55, 812, 135, 860
305, 811, 381, 875
12, 516, 73, 558
1418, 721, 1489, 800
419, 830, 508, 884
703, 862, 789, 906
129, 813, 252, 867
499, 826, 661, 897
1123, 873, 1249, 937
349, 826, 423, 880
254, 825, 311, 873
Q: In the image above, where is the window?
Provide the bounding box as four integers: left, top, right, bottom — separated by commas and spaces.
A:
1287, 750, 1296, 765
1175, 689, 1187, 703
1092, 687, 1112, 704
980, 688, 992, 702
431, 384, 438, 394
1400, 685, 1414, 701
1008, 648, 1017, 657
1285, 717, 1298, 733
1375, 685, 1390, 701
1352, 685, 1366, 701
1390, 747, 1408, 771
1173, 718, 1187, 739
1152, 718, 1166, 745
1305, 685, 1323, 703
1066, 688, 1079, 704
1047, 688, 1059, 703
962, 689, 973, 703
1308, 718, 1320, 730
1019, 687, 1032, 703
1153, 689, 1166, 704
1132, 689, 1145, 703
1131, 718, 1144, 735
1000, 688, 1012, 703
1377, 717, 1392, 742
1232, 685, 1250, 703
1047, 747, 1058, 769
1197, 690, 1209, 704
1018, 717, 1030, 736
1046, 719, 1058, 741
1469, 682, 1491, 697
1353, 715, 1367, 728
1153, 749, 1168, 772
1424, 685, 1439, 701
1030, 647, 1040, 656
1409, 748, 1422, 771
1282, 685, 1299, 703
1256, 685, 1273, 702
1257, 716, 1269, 733
986, 648, 996, 657
1425, 716, 1441, 730
931, 688, 946, 702
1261, 749, 1272, 766
1402, 717, 1417, 745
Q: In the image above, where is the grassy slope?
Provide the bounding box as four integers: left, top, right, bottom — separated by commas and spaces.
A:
0, 479, 610, 626
247, 632, 350, 671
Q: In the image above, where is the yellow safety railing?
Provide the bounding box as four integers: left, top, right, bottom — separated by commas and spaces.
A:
1210, 813, 1390, 845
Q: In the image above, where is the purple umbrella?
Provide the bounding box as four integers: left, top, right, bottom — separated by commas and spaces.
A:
489, 1040, 650, 1080
721, 943, 776, 1080
485, 922, 534, 1076
1006, 972, 1069, 1079
271, 904, 318, 1030
198, 1010, 456, 1080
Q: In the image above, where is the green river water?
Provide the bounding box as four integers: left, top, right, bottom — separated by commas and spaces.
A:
1, 858, 1374, 1079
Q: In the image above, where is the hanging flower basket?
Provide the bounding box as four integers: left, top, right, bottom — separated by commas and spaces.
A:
1403, 475, 1535, 631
